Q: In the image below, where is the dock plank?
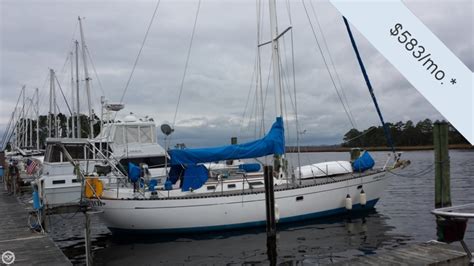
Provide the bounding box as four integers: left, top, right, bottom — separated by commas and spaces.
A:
0, 186, 71, 265
335, 242, 469, 265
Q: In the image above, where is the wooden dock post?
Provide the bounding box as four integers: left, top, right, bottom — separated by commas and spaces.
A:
264, 165, 278, 265
433, 122, 451, 208
264, 165, 276, 237
84, 211, 92, 266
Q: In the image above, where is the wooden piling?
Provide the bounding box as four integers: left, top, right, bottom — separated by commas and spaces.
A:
433, 122, 451, 208
264, 165, 276, 237
266, 234, 277, 266
84, 211, 92, 266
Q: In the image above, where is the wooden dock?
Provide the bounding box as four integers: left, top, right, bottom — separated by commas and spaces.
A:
0, 185, 71, 265
335, 242, 469, 265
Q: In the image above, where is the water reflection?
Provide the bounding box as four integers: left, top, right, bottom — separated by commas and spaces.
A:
88, 210, 410, 265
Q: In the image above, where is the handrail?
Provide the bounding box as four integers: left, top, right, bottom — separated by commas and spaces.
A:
431, 203, 474, 218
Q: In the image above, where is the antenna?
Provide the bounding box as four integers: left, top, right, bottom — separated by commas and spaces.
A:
160, 124, 174, 136
160, 123, 174, 182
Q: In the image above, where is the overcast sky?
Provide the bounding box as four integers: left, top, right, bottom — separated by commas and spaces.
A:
1, 0, 472, 148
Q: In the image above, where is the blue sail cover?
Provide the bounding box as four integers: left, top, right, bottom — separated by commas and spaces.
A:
128, 162, 141, 182
169, 117, 285, 165
181, 165, 209, 192
352, 151, 375, 172
168, 117, 284, 191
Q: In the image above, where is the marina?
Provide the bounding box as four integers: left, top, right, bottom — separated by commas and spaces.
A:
1, 149, 465, 265
0, 148, 473, 264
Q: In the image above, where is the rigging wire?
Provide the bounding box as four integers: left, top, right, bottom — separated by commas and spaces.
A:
58, 22, 79, 77
288, 3, 302, 182
262, 55, 273, 124
55, 76, 73, 116
256, 0, 265, 136
301, 0, 357, 130
3, 88, 25, 147
85, 46, 106, 97
171, 0, 202, 128
341, 126, 376, 144
309, 0, 357, 129
118, 0, 162, 103
239, 53, 257, 137
388, 162, 435, 178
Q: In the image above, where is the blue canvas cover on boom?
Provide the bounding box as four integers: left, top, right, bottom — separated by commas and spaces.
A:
169, 117, 285, 191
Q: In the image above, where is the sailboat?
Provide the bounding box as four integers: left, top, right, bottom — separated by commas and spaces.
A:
92, 0, 410, 233
34, 17, 169, 208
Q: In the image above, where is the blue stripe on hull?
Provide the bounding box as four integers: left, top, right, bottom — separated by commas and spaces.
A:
109, 198, 379, 235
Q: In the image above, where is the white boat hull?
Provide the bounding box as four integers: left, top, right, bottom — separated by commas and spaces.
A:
42, 185, 82, 207
96, 171, 389, 233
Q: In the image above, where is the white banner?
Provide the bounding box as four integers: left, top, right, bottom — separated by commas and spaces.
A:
330, 0, 473, 144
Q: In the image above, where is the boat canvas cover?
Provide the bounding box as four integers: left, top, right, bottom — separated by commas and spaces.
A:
169, 117, 284, 191
180, 164, 209, 191
352, 151, 375, 172
169, 117, 285, 165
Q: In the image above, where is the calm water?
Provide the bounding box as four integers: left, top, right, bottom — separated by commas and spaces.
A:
47, 150, 474, 265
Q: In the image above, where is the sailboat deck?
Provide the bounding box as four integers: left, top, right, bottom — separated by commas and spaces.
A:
110, 168, 387, 201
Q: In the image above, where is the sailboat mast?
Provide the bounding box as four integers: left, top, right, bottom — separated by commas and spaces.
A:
28, 97, 32, 147
78, 16, 94, 138
75, 40, 81, 138
35, 88, 40, 150
268, 0, 286, 180
70, 51, 76, 138
269, 0, 283, 118
52, 70, 58, 137
22, 86, 26, 147
48, 69, 53, 138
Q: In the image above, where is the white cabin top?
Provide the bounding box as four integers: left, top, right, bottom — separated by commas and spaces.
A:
94, 113, 167, 161
96, 114, 157, 146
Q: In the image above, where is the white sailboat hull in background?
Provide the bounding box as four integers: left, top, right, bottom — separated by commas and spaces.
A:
97, 171, 389, 233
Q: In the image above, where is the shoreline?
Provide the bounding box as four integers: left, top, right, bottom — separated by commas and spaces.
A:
285, 144, 474, 153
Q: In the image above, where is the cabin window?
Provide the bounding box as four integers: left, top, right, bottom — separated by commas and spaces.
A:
296, 196, 304, 201
248, 181, 263, 187
227, 184, 236, 189
120, 156, 167, 168
114, 126, 125, 145
140, 126, 153, 143
45, 145, 63, 163
65, 145, 85, 160
207, 185, 216, 190
52, 180, 66, 185
126, 126, 139, 143
72, 179, 79, 183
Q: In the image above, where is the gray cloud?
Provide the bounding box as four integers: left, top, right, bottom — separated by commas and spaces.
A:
1, 0, 472, 148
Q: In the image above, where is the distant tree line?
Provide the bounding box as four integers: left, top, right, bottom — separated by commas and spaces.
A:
342, 119, 469, 147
